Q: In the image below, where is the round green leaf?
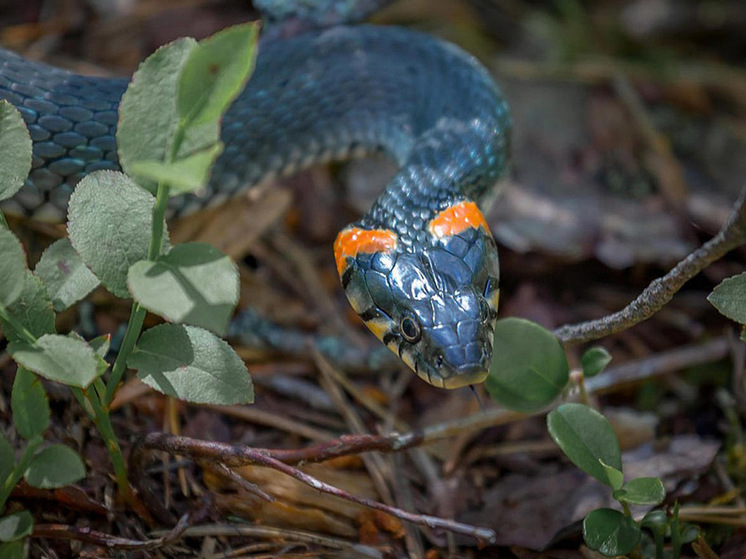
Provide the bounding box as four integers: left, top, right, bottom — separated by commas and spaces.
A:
34, 238, 99, 312
581, 346, 612, 378
0, 539, 25, 559
486, 318, 569, 412
88, 334, 111, 360
0, 271, 55, 345
600, 460, 624, 491
584, 508, 640, 556
128, 242, 239, 336
117, 37, 197, 194
0, 511, 33, 542
11, 368, 50, 440
24, 444, 85, 489
0, 434, 14, 482
8, 334, 100, 389
0, 101, 32, 202
178, 23, 258, 128
708, 272, 746, 324
129, 143, 224, 195
615, 477, 665, 506
641, 510, 668, 532
547, 403, 622, 485
67, 171, 168, 298
128, 323, 253, 404
0, 227, 27, 307
681, 524, 700, 544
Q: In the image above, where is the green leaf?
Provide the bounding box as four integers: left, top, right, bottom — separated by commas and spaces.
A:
127, 242, 239, 336
600, 460, 624, 491
8, 334, 100, 388
583, 508, 641, 557
641, 510, 668, 532
67, 171, 168, 298
547, 403, 622, 485
178, 23, 258, 128
128, 323, 253, 404
0, 539, 25, 559
24, 444, 85, 489
11, 368, 50, 440
0, 227, 27, 307
486, 318, 569, 412
0, 435, 14, 483
0, 511, 33, 542
581, 346, 612, 378
89, 334, 111, 360
67, 332, 109, 378
0, 271, 55, 344
681, 524, 699, 544
708, 272, 746, 324
0, 101, 33, 202
117, 37, 198, 194
129, 143, 224, 195
614, 477, 665, 506
34, 238, 100, 312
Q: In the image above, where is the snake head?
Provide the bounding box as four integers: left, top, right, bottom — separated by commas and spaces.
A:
335, 205, 500, 389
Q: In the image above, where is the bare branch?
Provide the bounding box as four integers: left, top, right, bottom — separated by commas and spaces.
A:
553, 188, 746, 345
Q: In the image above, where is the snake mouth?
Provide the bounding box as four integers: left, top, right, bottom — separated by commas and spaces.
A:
415, 361, 490, 389
439, 366, 490, 389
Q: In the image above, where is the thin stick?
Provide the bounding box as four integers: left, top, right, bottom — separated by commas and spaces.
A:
554, 188, 746, 345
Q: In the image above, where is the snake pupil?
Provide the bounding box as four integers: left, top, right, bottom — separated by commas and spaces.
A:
400, 316, 421, 343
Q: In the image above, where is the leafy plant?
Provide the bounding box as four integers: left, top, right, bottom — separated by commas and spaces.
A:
548, 403, 697, 558
0, 22, 259, 546
708, 272, 746, 341
486, 317, 569, 411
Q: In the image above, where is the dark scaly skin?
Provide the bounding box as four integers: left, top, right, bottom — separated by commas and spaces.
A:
0, 24, 510, 388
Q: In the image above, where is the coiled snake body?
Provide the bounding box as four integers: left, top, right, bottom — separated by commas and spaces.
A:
0, 19, 511, 388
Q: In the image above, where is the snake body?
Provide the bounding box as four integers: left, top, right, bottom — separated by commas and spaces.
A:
0, 22, 511, 388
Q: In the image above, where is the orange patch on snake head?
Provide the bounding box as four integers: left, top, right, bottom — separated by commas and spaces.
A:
427, 201, 489, 239
334, 227, 398, 275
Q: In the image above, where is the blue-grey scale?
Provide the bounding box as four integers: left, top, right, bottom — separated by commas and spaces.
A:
0, 23, 511, 389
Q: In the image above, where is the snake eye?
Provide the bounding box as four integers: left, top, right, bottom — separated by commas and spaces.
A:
400, 316, 421, 343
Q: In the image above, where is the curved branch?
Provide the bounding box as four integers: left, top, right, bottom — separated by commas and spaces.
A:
553, 188, 746, 345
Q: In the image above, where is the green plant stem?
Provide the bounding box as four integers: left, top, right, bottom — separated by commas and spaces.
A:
87, 388, 132, 504
671, 503, 682, 558
0, 436, 42, 512
104, 179, 171, 406
621, 501, 632, 517
70, 387, 95, 420
0, 212, 8, 228
577, 374, 590, 405
653, 529, 665, 559
104, 303, 146, 404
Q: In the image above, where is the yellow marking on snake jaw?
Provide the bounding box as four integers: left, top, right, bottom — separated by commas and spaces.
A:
333, 226, 398, 276
400, 350, 416, 372
489, 288, 500, 313
365, 318, 390, 342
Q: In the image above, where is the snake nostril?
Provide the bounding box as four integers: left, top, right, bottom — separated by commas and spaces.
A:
434, 352, 444, 369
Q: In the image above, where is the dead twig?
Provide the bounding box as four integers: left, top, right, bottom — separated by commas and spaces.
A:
32, 513, 191, 551
554, 188, 746, 345
129, 432, 495, 544
151, 524, 384, 558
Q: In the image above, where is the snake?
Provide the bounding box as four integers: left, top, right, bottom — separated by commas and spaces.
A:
0, 4, 511, 389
